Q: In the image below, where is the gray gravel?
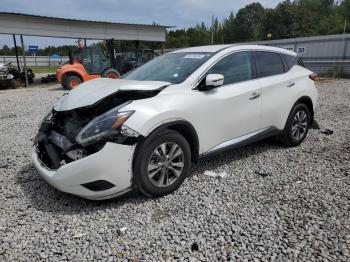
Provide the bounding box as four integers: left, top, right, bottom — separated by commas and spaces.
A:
0, 80, 349, 261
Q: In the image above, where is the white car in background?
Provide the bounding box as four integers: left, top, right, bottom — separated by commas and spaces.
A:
32, 44, 318, 200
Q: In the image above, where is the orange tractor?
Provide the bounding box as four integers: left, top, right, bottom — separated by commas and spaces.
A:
56, 43, 120, 90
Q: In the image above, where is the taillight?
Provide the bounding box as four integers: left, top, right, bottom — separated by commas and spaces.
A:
309, 73, 318, 81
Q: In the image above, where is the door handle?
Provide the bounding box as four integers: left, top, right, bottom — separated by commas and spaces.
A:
286, 82, 295, 88
249, 92, 260, 100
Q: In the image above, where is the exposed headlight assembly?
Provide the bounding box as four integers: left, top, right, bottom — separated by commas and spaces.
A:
75, 103, 134, 146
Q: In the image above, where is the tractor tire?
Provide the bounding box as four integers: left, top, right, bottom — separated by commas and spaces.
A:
102, 68, 120, 79
62, 75, 82, 90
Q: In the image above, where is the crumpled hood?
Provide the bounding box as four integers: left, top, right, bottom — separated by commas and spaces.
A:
54, 78, 170, 111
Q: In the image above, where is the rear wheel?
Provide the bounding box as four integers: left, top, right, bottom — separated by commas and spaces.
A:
133, 129, 191, 197
279, 103, 310, 147
62, 75, 82, 90
102, 68, 120, 79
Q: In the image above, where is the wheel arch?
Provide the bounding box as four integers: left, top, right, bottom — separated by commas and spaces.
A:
140, 120, 200, 163
295, 96, 314, 124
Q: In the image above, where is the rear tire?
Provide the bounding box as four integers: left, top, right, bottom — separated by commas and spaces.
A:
133, 129, 191, 197
279, 103, 310, 147
102, 68, 120, 79
62, 75, 82, 90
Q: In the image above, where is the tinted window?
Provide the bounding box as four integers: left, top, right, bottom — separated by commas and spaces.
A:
254, 51, 285, 78
208, 52, 253, 85
282, 54, 297, 71
297, 57, 305, 67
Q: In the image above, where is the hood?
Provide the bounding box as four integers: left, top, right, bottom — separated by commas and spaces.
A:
54, 78, 170, 111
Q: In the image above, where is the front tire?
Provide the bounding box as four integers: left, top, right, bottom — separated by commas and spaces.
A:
279, 103, 310, 147
133, 129, 191, 197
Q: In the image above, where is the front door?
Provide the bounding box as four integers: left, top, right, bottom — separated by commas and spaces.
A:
194, 51, 262, 153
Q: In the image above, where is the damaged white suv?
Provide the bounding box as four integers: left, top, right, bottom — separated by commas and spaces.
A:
32, 45, 318, 200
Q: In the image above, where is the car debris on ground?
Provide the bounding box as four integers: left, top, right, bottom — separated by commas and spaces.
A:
203, 170, 228, 179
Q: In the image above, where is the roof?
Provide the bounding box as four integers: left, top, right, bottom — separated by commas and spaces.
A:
0, 12, 172, 28
171, 44, 235, 53
171, 44, 297, 56
0, 12, 170, 42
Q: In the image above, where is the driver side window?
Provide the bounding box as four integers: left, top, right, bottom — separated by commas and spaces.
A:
208, 51, 253, 85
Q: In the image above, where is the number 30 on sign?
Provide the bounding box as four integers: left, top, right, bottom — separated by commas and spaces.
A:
297, 46, 306, 55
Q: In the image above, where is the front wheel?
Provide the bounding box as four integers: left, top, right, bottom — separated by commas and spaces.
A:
133, 130, 191, 197
279, 103, 310, 147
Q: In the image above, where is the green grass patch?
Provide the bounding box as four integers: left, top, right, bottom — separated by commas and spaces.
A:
30, 66, 58, 74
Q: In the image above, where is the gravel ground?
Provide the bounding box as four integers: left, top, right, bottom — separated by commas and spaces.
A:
0, 80, 349, 261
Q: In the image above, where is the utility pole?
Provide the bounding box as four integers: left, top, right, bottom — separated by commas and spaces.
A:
343, 19, 347, 34
12, 34, 20, 72
211, 16, 214, 45
20, 35, 29, 87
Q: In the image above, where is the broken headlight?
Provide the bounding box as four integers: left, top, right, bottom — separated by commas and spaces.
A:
75, 104, 134, 146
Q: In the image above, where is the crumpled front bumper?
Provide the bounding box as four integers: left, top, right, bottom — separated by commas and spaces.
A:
31, 142, 135, 200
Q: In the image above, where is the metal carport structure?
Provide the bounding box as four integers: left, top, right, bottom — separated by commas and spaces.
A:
0, 12, 170, 86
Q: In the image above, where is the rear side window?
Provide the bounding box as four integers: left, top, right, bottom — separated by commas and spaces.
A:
297, 57, 305, 67
254, 51, 285, 78
281, 54, 297, 71
208, 51, 253, 85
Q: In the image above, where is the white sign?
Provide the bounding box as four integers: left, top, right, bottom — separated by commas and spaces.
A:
296, 46, 306, 56
282, 46, 294, 51
184, 54, 206, 59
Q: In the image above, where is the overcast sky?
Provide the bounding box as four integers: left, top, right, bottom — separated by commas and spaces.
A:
1, 0, 282, 48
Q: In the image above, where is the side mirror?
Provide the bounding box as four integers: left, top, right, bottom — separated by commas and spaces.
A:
198, 74, 224, 91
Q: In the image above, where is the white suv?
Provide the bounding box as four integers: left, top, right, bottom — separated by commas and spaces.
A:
32, 45, 318, 200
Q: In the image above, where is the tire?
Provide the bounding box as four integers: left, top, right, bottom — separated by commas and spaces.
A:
133, 129, 191, 197
62, 75, 82, 90
279, 103, 311, 147
101, 68, 120, 79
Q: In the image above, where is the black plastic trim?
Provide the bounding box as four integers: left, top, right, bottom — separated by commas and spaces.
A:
82, 180, 115, 192
43, 141, 61, 169
146, 120, 200, 163
294, 96, 314, 124
201, 127, 282, 158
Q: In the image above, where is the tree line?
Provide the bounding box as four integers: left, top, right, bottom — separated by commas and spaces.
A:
0, 44, 77, 56
0, 0, 349, 55
166, 0, 350, 48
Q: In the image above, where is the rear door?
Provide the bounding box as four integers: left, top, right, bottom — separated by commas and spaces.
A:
254, 51, 296, 130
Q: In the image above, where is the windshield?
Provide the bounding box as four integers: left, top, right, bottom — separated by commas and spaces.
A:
122, 52, 212, 84
123, 51, 139, 61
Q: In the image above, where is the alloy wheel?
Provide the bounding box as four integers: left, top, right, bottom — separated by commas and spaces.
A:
292, 110, 308, 140
147, 142, 184, 187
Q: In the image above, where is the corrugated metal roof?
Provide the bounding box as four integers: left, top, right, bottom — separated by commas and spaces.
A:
0, 12, 170, 41
0, 12, 173, 28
